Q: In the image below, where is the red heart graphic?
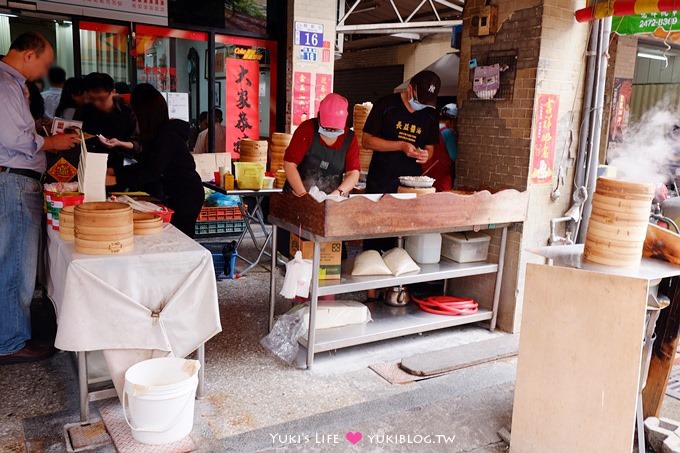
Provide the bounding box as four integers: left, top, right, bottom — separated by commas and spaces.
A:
345, 431, 363, 445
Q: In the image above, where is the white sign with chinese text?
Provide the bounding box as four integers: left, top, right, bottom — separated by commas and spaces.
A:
35, 0, 168, 25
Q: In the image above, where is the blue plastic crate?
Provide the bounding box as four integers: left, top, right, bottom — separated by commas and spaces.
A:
202, 242, 227, 280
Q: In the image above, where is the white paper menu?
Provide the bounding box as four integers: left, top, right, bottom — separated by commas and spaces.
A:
77, 133, 108, 202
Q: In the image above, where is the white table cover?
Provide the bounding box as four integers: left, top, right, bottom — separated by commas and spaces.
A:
47, 225, 222, 357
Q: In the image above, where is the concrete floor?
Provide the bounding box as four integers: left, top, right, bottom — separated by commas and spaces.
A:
2, 241, 680, 452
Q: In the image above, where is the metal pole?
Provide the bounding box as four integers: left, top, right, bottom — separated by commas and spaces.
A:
207, 32, 216, 153
196, 343, 205, 399
574, 21, 599, 193
578, 18, 612, 243
78, 352, 89, 423
306, 242, 321, 369
269, 225, 278, 332
490, 227, 508, 331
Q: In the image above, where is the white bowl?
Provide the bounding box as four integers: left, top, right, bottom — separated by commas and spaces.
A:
398, 176, 436, 188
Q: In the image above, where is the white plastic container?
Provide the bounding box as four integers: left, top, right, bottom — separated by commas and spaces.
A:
405, 233, 442, 264
442, 232, 491, 263
123, 358, 200, 445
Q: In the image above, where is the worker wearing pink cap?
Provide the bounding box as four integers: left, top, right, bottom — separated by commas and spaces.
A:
283, 93, 361, 197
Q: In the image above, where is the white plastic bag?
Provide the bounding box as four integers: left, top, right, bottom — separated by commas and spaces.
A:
382, 248, 421, 276
280, 251, 313, 299
351, 250, 392, 276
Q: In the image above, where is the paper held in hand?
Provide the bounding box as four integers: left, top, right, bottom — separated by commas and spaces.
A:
77, 132, 108, 202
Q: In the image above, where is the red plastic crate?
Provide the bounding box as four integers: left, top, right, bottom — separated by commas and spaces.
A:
197, 206, 244, 222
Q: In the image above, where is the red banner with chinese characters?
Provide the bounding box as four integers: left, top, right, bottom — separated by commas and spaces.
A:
530, 94, 560, 185
314, 73, 333, 114
292, 71, 311, 126
226, 58, 260, 158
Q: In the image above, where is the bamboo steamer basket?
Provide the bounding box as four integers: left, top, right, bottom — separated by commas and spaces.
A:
240, 139, 269, 166
74, 202, 134, 255
275, 169, 286, 189
133, 212, 164, 236
59, 206, 75, 241
584, 178, 655, 267
271, 132, 292, 147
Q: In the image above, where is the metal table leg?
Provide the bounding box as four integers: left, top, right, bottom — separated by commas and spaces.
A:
78, 351, 89, 423
490, 227, 508, 331
306, 242, 321, 369
234, 195, 274, 277
269, 225, 278, 332
196, 343, 205, 399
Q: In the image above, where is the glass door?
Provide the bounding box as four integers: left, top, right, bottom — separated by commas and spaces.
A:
79, 21, 129, 83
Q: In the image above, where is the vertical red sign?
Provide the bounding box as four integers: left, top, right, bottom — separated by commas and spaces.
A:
226, 58, 260, 158
530, 94, 560, 185
314, 73, 333, 114
292, 71, 311, 126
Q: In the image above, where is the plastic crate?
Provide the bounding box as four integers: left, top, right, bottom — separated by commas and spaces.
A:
197, 206, 244, 222
194, 220, 246, 238
202, 242, 227, 280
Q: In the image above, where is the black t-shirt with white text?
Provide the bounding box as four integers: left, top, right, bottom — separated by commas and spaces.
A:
362, 93, 439, 193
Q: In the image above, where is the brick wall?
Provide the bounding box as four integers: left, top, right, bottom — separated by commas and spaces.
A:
454, 0, 589, 332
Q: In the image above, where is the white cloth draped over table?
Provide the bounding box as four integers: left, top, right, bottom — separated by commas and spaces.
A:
47, 225, 222, 397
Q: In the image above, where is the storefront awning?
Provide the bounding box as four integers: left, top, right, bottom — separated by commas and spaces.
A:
575, 1, 680, 22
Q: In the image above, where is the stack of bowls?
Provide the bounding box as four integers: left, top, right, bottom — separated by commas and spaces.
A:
353, 103, 373, 172
270, 133, 292, 172
239, 139, 268, 168
74, 202, 134, 255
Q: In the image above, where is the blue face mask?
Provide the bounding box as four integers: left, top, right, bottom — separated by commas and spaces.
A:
409, 97, 429, 112
319, 126, 344, 139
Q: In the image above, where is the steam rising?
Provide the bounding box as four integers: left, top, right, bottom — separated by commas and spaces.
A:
607, 103, 679, 184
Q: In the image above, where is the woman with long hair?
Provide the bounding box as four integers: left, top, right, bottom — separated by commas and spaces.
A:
105, 83, 204, 237
54, 77, 86, 120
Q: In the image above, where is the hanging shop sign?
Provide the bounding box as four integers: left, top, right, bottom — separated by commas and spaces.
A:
530, 94, 560, 185
608, 78, 633, 144
292, 71, 312, 127
226, 58, 260, 157
576, 0, 680, 23
612, 10, 680, 34
295, 21, 324, 48
226, 46, 270, 63
37, 0, 167, 25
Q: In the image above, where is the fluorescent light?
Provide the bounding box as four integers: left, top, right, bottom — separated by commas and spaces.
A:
638, 52, 669, 61
0, 12, 18, 17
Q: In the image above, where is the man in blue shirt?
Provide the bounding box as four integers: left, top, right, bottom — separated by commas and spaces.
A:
0, 32, 80, 364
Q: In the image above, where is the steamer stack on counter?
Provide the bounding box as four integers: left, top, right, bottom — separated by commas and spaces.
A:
74, 202, 134, 255
584, 178, 655, 267
59, 206, 75, 241
238, 139, 268, 168
133, 212, 164, 235
353, 103, 373, 173
270, 132, 292, 173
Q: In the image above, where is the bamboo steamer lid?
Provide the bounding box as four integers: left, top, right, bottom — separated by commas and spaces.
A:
397, 186, 436, 195
133, 212, 164, 235
584, 177, 654, 266
75, 202, 133, 228
271, 132, 292, 147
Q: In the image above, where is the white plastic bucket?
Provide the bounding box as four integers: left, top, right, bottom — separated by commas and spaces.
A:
123, 357, 200, 445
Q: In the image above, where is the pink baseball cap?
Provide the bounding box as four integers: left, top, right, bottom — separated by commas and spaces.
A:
318, 93, 348, 130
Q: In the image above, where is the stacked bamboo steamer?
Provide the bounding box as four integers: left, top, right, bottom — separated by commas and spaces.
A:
270, 132, 292, 172
239, 139, 268, 168
133, 212, 163, 235
59, 206, 75, 241
275, 169, 287, 189
74, 202, 134, 255
353, 103, 373, 172
584, 177, 655, 267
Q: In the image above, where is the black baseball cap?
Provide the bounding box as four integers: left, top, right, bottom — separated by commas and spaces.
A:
409, 70, 441, 107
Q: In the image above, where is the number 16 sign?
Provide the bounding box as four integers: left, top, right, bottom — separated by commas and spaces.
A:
295, 21, 324, 48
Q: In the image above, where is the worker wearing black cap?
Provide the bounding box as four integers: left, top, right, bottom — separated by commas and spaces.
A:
362, 70, 441, 194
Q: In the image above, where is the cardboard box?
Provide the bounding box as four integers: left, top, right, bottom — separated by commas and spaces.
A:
290, 234, 342, 280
